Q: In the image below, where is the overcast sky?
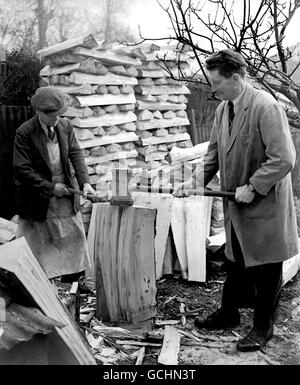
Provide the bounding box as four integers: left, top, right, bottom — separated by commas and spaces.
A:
129, 0, 300, 48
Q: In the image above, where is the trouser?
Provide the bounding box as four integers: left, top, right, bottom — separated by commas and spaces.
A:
221, 225, 283, 329
60, 270, 85, 283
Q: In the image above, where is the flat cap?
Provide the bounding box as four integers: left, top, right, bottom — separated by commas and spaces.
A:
31, 86, 68, 116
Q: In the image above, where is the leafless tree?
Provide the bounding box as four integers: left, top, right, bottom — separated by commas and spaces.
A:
137, 0, 300, 128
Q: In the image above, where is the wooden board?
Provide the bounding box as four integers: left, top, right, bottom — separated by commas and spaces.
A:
184, 197, 213, 282
0, 217, 18, 244
132, 192, 173, 280
72, 111, 137, 128
0, 237, 96, 365
69, 71, 138, 86
157, 326, 181, 365
73, 47, 142, 66
52, 84, 95, 95
37, 34, 98, 59
116, 206, 157, 323
76, 93, 135, 107
162, 232, 173, 276
92, 204, 122, 321
78, 132, 138, 149
136, 100, 186, 111
84, 150, 138, 166
136, 118, 190, 131
170, 198, 188, 279
135, 85, 190, 95
140, 133, 190, 146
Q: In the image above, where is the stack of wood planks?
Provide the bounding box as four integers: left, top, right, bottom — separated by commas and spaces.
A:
132, 43, 193, 171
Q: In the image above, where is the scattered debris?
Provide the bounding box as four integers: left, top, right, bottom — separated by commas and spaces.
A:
158, 326, 181, 365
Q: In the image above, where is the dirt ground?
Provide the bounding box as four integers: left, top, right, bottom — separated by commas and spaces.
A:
147, 264, 300, 365
77, 252, 300, 366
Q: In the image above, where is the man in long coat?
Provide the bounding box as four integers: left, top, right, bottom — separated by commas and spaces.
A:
175, 49, 299, 351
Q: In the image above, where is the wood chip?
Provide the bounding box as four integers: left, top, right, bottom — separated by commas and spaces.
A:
155, 320, 180, 326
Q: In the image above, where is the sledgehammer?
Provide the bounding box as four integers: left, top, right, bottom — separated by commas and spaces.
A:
109, 168, 236, 207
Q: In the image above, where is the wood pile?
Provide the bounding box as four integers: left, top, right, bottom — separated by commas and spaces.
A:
131, 43, 193, 171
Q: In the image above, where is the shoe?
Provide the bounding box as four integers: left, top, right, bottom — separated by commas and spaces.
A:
236, 326, 274, 352
194, 308, 240, 330
78, 282, 94, 295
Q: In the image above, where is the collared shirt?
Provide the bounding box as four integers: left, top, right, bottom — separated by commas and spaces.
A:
230, 86, 246, 114
38, 118, 57, 143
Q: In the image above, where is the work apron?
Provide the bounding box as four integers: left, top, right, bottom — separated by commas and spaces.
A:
16, 136, 88, 279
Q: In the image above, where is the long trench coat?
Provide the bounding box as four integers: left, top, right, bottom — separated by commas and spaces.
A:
197, 84, 299, 267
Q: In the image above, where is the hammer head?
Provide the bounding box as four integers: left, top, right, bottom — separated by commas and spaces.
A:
110, 168, 134, 207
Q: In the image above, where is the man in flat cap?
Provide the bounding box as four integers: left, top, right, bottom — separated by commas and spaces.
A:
174, 49, 298, 352
13, 86, 96, 288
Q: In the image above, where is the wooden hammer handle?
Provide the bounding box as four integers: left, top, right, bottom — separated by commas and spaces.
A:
134, 185, 235, 200
67, 187, 105, 202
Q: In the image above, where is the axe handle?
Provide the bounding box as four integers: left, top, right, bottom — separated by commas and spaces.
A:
134, 185, 235, 200
67, 187, 104, 202
185, 189, 236, 200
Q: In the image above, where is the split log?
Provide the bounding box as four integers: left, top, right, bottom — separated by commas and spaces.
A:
94, 127, 106, 136
92, 106, 106, 116
157, 326, 181, 365
132, 192, 173, 279
176, 110, 188, 118
72, 47, 142, 66
0, 217, 17, 244
184, 197, 213, 282
52, 84, 95, 95
37, 33, 98, 59
140, 133, 190, 146
96, 85, 108, 94
71, 111, 137, 128
136, 94, 157, 102
0, 237, 96, 364
119, 104, 135, 111
137, 110, 153, 121
106, 143, 122, 153
77, 132, 138, 149
153, 111, 163, 119
136, 101, 186, 111
170, 198, 188, 279
107, 85, 120, 95
153, 78, 168, 85
138, 69, 165, 78
154, 128, 169, 137
105, 125, 120, 135
163, 111, 177, 119
120, 85, 134, 94
69, 71, 138, 86
135, 85, 190, 95
118, 122, 136, 131
156, 94, 168, 102
116, 206, 157, 323
138, 78, 154, 86
62, 106, 93, 118
103, 104, 119, 113
84, 150, 138, 166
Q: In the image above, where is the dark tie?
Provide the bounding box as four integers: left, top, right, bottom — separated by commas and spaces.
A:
228, 100, 234, 135
47, 126, 55, 141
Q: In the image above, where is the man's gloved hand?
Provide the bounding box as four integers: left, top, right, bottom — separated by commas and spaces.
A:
83, 183, 96, 199
52, 183, 71, 197
235, 184, 255, 203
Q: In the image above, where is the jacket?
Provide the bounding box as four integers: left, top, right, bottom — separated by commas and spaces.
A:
13, 115, 89, 221
197, 84, 299, 266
